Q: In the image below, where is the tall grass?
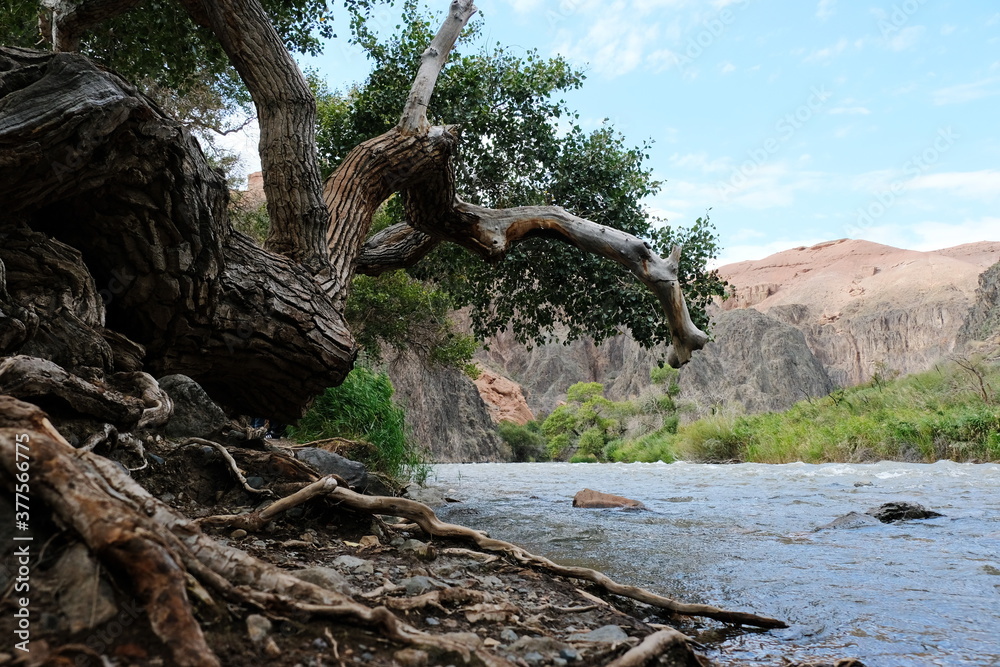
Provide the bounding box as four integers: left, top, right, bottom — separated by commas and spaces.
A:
510, 358, 1000, 464
669, 358, 1000, 463
290, 367, 428, 484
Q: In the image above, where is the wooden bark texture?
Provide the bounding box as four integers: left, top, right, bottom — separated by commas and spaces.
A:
0, 47, 354, 420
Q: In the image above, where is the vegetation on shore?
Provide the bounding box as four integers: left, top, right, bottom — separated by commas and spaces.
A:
498, 357, 1000, 464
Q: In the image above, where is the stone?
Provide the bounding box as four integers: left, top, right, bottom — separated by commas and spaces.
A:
400, 575, 444, 596
290, 566, 355, 596
332, 555, 375, 576
572, 488, 645, 509
246, 614, 272, 643
865, 502, 944, 523
500, 628, 519, 644
814, 512, 881, 531
393, 648, 429, 667
294, 447, 369, 489
567, 625, 630, 642
404, 483, 447, 507
157, 374, 229, 437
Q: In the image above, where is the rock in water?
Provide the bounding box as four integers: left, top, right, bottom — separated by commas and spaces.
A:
814, 512, 882, 531
866, 502, 943, 523
157, 374, 229, 437
572, 488, 645, 509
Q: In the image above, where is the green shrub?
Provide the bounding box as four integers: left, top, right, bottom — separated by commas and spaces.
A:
290, 367, 427, 484
497, 421, 548, 462
566, 382, 604, 403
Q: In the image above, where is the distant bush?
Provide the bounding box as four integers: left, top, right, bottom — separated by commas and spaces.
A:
290, 367, 428, 484
497, 421, 548, 462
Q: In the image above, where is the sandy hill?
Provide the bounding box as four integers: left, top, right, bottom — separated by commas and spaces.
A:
717, 239, 1000, 386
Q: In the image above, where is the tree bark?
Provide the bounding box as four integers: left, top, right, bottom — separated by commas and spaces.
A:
0, 47, 353, 420
177, 0, 331, 273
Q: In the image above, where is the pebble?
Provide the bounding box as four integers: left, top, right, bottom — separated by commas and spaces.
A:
567, 625, 628, 643
425, 617, 440, 626
523, 652, 544, 665
333, 555, 375, 575
246, 476, 265, 489
500, 628, 519, 643
231, 529, 248, 540
559, 648, 580, 661
312, 638, 329, 649
246, 614, 272, 643
263, 638, 281, 658
393, 649, 429, 667
286, 507, 305, 518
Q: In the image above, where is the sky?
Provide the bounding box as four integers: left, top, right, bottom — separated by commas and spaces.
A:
219, 0, 1000, 265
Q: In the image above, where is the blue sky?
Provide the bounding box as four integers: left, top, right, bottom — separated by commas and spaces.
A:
223, 0, 1000, 264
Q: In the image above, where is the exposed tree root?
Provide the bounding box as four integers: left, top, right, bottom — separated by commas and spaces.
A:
325, 488, 789, 629
605, 628, 709, 667
0, 396, 517, 667
182, 465, 787, 629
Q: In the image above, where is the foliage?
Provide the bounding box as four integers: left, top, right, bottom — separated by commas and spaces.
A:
313, 1, 729, 351
289, 366, 428, 483
618, 358, 1000, 464
496, 421, 547, 462
1, 0, 353, 134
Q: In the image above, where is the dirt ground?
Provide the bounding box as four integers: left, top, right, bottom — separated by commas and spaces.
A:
0, 435, 850, 667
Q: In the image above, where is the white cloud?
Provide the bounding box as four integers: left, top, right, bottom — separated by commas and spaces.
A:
816, 0, 835, 21
208, 118, 261, 185
940, 24, 956, 35
804, 37, 850, 62
886, 25, 925, 52
719, 61, 736, 74
829, 106, 870, 115
909, 170, 1000, 199
932, 77, 1000, 105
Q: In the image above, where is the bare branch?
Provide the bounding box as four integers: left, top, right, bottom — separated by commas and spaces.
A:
398, 0, 478, 134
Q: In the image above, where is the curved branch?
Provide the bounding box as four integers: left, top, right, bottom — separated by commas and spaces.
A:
355, 223, 441, 275
177, 0, 330, 272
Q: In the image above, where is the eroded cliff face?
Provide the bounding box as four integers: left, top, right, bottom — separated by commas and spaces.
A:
958, 260, 1000, 352
718, 239, 1000, 385
471, 239, 999, 420
677, 309, 834, 418
385, 350, 512, 463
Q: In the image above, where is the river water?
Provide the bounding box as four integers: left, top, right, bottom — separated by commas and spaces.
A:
430, 461, 1000, 666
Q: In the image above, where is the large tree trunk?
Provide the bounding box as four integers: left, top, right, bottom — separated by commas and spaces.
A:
0, 47, 353, 420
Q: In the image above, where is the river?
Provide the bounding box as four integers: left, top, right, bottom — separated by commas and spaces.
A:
429, 461, 1000, 666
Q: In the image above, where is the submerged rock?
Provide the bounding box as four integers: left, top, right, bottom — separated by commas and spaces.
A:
572, 488, 645, 509
815, 512, 881, 531
865, 501, 944, 523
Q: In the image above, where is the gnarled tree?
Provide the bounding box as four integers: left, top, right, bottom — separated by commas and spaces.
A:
0, 2, 774, 666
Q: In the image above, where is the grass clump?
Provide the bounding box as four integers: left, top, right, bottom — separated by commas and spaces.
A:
505, 357, 1000, 465
290, 367, 428, 484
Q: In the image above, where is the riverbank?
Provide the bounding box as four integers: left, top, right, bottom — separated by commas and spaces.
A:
499, 358, 1000, 465
1, 436, 807, 667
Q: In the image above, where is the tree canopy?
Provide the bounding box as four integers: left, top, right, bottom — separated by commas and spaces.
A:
313, 2, 728, 350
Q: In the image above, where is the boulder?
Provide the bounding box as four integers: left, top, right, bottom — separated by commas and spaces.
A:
158, 374, 229, 438
473, 366, 535, 425
865, 501, 943, 523
572, 488, 645, 509
294, 447, 369, 490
